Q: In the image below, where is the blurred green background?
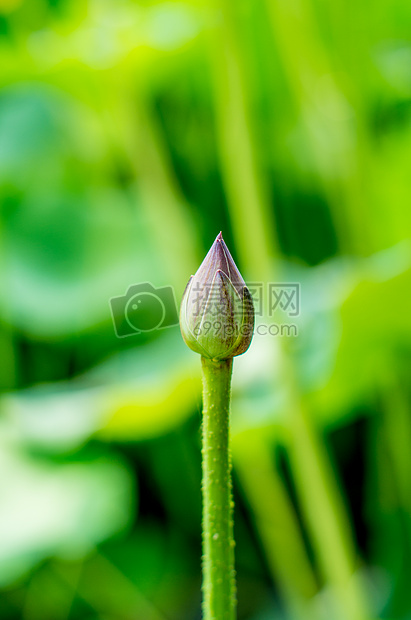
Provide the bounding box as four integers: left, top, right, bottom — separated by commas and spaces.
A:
1, 0, 411, 619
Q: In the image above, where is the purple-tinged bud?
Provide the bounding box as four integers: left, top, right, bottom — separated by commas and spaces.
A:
180, 232, 255, 360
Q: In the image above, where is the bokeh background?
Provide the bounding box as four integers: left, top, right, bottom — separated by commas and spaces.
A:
1, 0, 411, 619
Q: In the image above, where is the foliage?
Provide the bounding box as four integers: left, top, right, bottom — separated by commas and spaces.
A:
0, 0, 411, 619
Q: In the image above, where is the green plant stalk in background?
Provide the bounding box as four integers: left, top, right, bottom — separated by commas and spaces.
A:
232, 432, 319, 618
201, 357, 235, 620
207, 8, 371, 618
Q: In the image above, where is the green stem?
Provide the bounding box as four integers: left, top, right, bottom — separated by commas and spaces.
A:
201, 356, 236, 620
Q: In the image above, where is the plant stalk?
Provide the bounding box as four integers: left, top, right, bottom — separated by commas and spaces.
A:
201, 356, 236, 620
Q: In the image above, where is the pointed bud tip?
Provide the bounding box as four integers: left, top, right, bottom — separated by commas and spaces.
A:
179, 230, 255, 360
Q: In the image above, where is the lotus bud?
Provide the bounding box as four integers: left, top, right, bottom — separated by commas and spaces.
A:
180, 232, 255, 360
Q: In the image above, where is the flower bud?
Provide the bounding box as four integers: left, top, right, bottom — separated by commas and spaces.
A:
180, 232, 254, 360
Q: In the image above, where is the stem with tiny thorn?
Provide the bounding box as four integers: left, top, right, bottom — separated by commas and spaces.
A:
201, 356, 236, 620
